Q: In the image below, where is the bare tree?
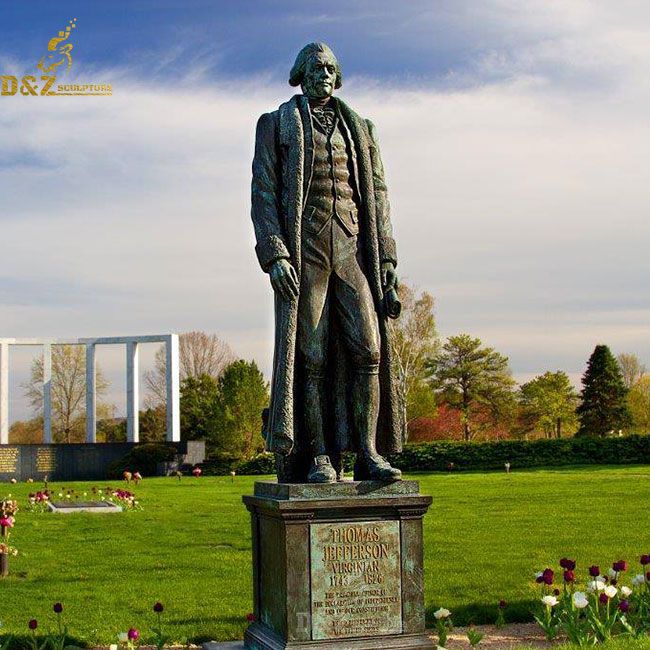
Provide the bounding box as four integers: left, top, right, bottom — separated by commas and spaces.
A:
389, 284, 439, 439
617, 352, 647, 389
145, 331, 235, 406
23, 345, 109, 443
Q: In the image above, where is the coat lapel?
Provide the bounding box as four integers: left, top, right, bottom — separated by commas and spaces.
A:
336, 98, 383, 305
269, 96, 305, 454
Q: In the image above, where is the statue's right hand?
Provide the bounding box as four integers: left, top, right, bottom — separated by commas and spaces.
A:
269, 259, 299, 300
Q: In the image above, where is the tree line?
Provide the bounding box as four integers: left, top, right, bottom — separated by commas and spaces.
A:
8, 289, 650, 458
392, 287, 647, 442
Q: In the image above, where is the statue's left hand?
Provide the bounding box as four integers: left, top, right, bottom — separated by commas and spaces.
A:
381, 262, 398, 292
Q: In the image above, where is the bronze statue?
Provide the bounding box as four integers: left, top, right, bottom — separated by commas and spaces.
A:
251, 42, 403, 483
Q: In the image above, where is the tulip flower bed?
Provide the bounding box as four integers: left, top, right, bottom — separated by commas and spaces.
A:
25, 487, 141, 512
533, 558, 650, 644
0, 467, 649, 646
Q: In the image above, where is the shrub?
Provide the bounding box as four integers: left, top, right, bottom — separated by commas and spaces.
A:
236, 452, 275, 475
107, 443, 177, 478
388, 435, 650, 473
231, 435, 650, 476
200, 453, 242, 475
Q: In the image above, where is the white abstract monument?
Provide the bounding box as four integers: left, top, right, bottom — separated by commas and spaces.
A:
0, 334, 180, 445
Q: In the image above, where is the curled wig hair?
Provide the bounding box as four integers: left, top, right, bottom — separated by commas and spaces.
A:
289, 42, 342, 89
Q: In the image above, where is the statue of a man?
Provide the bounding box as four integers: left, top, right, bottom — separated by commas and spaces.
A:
251, 42, 403, 483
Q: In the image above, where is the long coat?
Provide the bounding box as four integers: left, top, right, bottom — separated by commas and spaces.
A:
251, 93, 403, 460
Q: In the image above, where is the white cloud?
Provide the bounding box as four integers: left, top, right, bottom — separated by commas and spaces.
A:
1, 2, 649, 422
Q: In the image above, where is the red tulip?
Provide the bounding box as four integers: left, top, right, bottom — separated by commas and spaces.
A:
498, 600, 507, 609
589, 565, 600, 577
153, 602, 164, 613
599, 593, 609, 604
246, 613, 255, 622
28, 619, 38, 630
53, 603, 63, 613
619, 600, 630, 613
542, 568, 554, 585
613, 560, 628, 573
560, 558, 576, 571
564, 570, 575, 583
641, 555, 650, 566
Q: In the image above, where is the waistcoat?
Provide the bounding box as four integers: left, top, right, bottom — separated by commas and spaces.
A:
303, 109, 360, 238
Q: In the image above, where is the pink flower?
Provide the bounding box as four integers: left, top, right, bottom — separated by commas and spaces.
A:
0, 516, 14, 528
127, 628, 139, 641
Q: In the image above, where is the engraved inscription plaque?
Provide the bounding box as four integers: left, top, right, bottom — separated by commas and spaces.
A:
310, 520, 402, 640
0, 448, 18, 473
36, 448, 57, 473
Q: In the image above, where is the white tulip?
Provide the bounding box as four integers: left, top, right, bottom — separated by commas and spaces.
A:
118, 633, 128, 643
110, 645, 118, 650
632, 574, 645, 586
572, 592, 589, 609
608, 568, 618, 579
535, 571, 543, 579
604, 585, 618, 598
587, 580, 606, 592
542, 596, 558, 607
621, 586, 633, 597
434, 608, 451, 620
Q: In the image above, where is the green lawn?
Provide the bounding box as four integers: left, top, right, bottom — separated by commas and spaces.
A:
0, 466, 649, 645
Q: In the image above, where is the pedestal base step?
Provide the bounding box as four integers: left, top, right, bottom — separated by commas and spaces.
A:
244, 624, 434, 649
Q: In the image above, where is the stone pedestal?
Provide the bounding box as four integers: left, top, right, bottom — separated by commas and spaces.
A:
242, 480, 433, 649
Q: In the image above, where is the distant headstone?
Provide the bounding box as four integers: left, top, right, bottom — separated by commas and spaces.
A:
48, 501, 122, 514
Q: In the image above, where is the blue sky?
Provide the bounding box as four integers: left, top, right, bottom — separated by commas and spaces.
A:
1, 1, 649, 422
0, 1, 520, 83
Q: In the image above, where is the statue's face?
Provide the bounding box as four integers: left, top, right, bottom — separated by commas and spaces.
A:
302, 51, 337, 99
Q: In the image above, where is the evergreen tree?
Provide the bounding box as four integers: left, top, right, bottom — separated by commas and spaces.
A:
427, 334, 516, 441
576, 344, 632, 436
213, 360, 269, 459
180, 374, 220, 442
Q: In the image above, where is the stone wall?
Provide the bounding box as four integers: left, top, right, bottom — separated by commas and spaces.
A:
0, 441, 205, 482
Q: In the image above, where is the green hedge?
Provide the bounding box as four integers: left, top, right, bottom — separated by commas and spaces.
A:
234, 435, 650, 475
390, 435, 650, 472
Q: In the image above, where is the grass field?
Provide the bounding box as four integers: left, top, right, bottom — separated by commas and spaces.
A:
0, 466, 649, 645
